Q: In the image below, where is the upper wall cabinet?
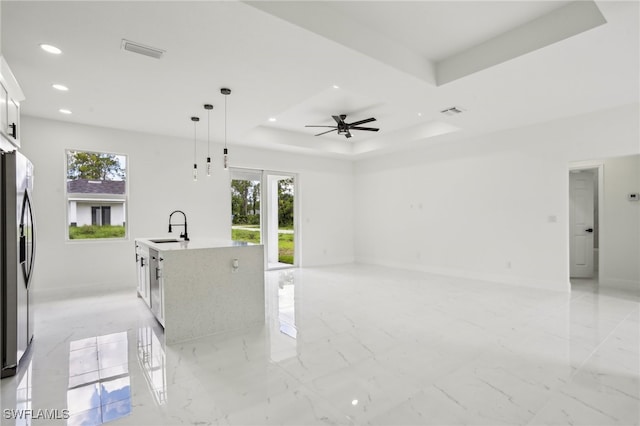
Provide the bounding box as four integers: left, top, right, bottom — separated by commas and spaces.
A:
0, 56, 25, 150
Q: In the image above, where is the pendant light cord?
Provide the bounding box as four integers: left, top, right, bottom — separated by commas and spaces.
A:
207, 108, 211, 157
193, 120, 197, 162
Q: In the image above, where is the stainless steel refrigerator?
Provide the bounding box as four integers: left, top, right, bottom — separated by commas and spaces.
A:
1, 150, 35, 378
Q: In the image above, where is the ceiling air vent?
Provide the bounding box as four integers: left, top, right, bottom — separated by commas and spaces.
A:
121, 39, 165, 59
440, 106, 464, 116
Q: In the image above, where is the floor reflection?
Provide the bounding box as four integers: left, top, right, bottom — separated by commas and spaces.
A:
278, 270, 297, 339
137, 325, 167, 406
15, 359, 32, 426
67, 332, 131, 425
267, 269, 298, 362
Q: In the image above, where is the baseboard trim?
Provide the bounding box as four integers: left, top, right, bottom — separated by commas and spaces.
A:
32, 282, 135, 303
598, 277, 640, 292
355, 257, 570, 292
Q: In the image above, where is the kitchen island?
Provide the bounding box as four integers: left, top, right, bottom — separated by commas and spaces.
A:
135, 238, 265, 344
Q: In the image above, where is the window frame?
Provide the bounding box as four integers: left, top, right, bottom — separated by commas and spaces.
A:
65, 148, 129, 242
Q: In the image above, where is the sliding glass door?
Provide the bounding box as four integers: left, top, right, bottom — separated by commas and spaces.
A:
229, 169, 298, 269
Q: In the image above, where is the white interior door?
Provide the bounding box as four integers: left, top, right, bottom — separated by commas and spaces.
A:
569, 170, 595, 278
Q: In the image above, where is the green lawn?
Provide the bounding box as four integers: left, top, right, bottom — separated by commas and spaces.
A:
69, 225, 125, 239
278, 233, 294, 264
231, 228, 261, 243
231, 228, 294, 264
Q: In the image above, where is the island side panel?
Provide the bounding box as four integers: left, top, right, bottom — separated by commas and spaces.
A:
162, 245, 265, 344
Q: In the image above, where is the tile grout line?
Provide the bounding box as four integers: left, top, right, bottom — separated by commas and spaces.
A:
570, 309, 636, 378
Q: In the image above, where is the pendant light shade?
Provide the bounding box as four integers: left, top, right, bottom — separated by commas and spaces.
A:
191, 116, 199, 181
204, 104, 213, 176
221, 88, 231, 170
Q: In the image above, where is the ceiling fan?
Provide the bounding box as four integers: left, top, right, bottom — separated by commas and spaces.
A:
305, 115, 379, 138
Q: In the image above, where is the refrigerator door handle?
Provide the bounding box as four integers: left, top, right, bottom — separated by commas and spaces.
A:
19, 234, 26, 263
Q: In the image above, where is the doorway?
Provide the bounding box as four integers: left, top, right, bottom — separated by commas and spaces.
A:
569, 166, 601, 281
229, 168, 298, 270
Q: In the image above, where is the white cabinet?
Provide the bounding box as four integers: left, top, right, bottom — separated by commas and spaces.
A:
0, 84, 7, 138
149, 249, 164, 326
0, 57, 24, 149
136, 243, 151, 307
136, 243, 165, 326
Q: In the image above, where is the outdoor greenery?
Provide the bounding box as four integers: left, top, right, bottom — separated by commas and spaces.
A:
231, 180, 260, 225
66, 150, 127, 240
230, 178, 294, 228
277, 178, 294, 228
231, 176, 295, 264
278, 233, 294, 264
231, 228, 261, 243
67, 151, 126, 180
69, 225, 126, 239
231, 228, 294, 264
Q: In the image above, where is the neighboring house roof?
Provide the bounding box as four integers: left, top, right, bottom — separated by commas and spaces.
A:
67, 179, 125, 195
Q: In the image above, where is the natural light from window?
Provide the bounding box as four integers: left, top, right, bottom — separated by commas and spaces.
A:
65, 150, 127, 240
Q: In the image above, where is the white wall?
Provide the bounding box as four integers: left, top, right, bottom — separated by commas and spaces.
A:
599, 155, 640, 290
354, 104, 640, 291
20, 116, 354, 297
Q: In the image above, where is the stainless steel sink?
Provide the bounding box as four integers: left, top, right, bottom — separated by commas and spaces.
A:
149, 238, 180, 243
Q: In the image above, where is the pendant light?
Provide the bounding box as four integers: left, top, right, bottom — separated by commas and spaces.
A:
221, 88, 231, 170
191, 116, 199, 181
204, 104, 213, 176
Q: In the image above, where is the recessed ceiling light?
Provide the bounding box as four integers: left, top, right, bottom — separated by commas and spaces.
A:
417, 112, 422, 117
52, 84, 69, 91
59, 109, 72, 114
40, 44, 62, 54
332, 85, 340, 89
268, 117, 277, 122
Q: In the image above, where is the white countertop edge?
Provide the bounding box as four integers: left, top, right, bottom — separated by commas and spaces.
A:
135, 237, 262, 251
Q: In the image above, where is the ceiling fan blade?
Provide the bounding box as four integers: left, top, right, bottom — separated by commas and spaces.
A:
348, 117, 376, 126
314, 129, 337, 136
305, 125, 337, 128
350, 126, 379, 132
332, 115, 346, 125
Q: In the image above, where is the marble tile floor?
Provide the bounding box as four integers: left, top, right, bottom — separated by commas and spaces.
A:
1, 265, 638, 425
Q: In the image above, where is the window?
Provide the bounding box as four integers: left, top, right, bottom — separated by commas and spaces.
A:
66, 150, 127, 240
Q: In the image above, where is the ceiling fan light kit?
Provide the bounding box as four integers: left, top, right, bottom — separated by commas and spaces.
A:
305, 114, 379, 139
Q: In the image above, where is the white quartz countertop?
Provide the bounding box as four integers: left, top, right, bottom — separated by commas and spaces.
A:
135, 237, 259, 251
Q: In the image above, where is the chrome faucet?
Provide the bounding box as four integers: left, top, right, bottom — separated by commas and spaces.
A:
168, 210, 189, 241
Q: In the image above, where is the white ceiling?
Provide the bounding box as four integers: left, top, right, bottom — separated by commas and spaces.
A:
1, 1, 638, 159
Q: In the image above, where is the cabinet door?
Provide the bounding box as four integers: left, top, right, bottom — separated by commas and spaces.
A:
0, 84, 7, 137
138, 255, 151, 307
7, 98, 19, 144
137, 257, 145, 295
143, 259, 151, 306
158, 262, 164, 323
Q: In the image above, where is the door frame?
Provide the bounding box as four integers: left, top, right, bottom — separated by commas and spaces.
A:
568, 161, 603, 280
